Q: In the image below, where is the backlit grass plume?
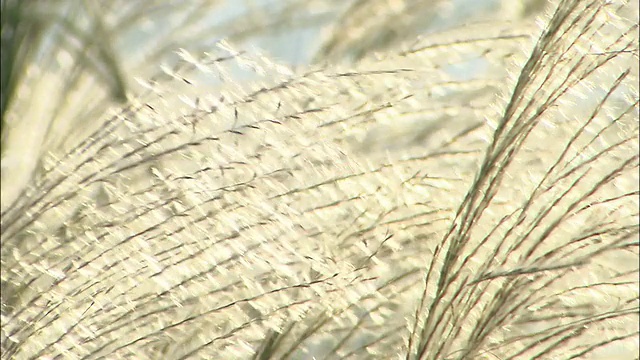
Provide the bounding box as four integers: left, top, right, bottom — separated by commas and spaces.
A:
1, 0, 638, 359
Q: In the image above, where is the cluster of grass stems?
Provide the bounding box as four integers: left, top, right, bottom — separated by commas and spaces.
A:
1, 0, 638, 359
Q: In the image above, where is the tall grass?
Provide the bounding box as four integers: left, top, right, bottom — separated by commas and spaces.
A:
1, 0, 638, 359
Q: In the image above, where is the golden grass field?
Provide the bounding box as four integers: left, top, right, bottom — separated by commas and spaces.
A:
1, 0, 638, 359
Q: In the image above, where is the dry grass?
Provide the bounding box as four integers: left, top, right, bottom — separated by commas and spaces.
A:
1, 0, 638, 359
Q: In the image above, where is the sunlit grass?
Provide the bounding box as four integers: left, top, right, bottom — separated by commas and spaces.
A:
1, 0, 638, 359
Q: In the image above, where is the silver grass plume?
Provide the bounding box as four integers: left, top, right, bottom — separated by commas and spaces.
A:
1, 0, 638, 359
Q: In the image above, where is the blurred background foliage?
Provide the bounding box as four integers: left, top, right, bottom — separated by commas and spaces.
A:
0, 0, 557, 204
0, 0, 550, 150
